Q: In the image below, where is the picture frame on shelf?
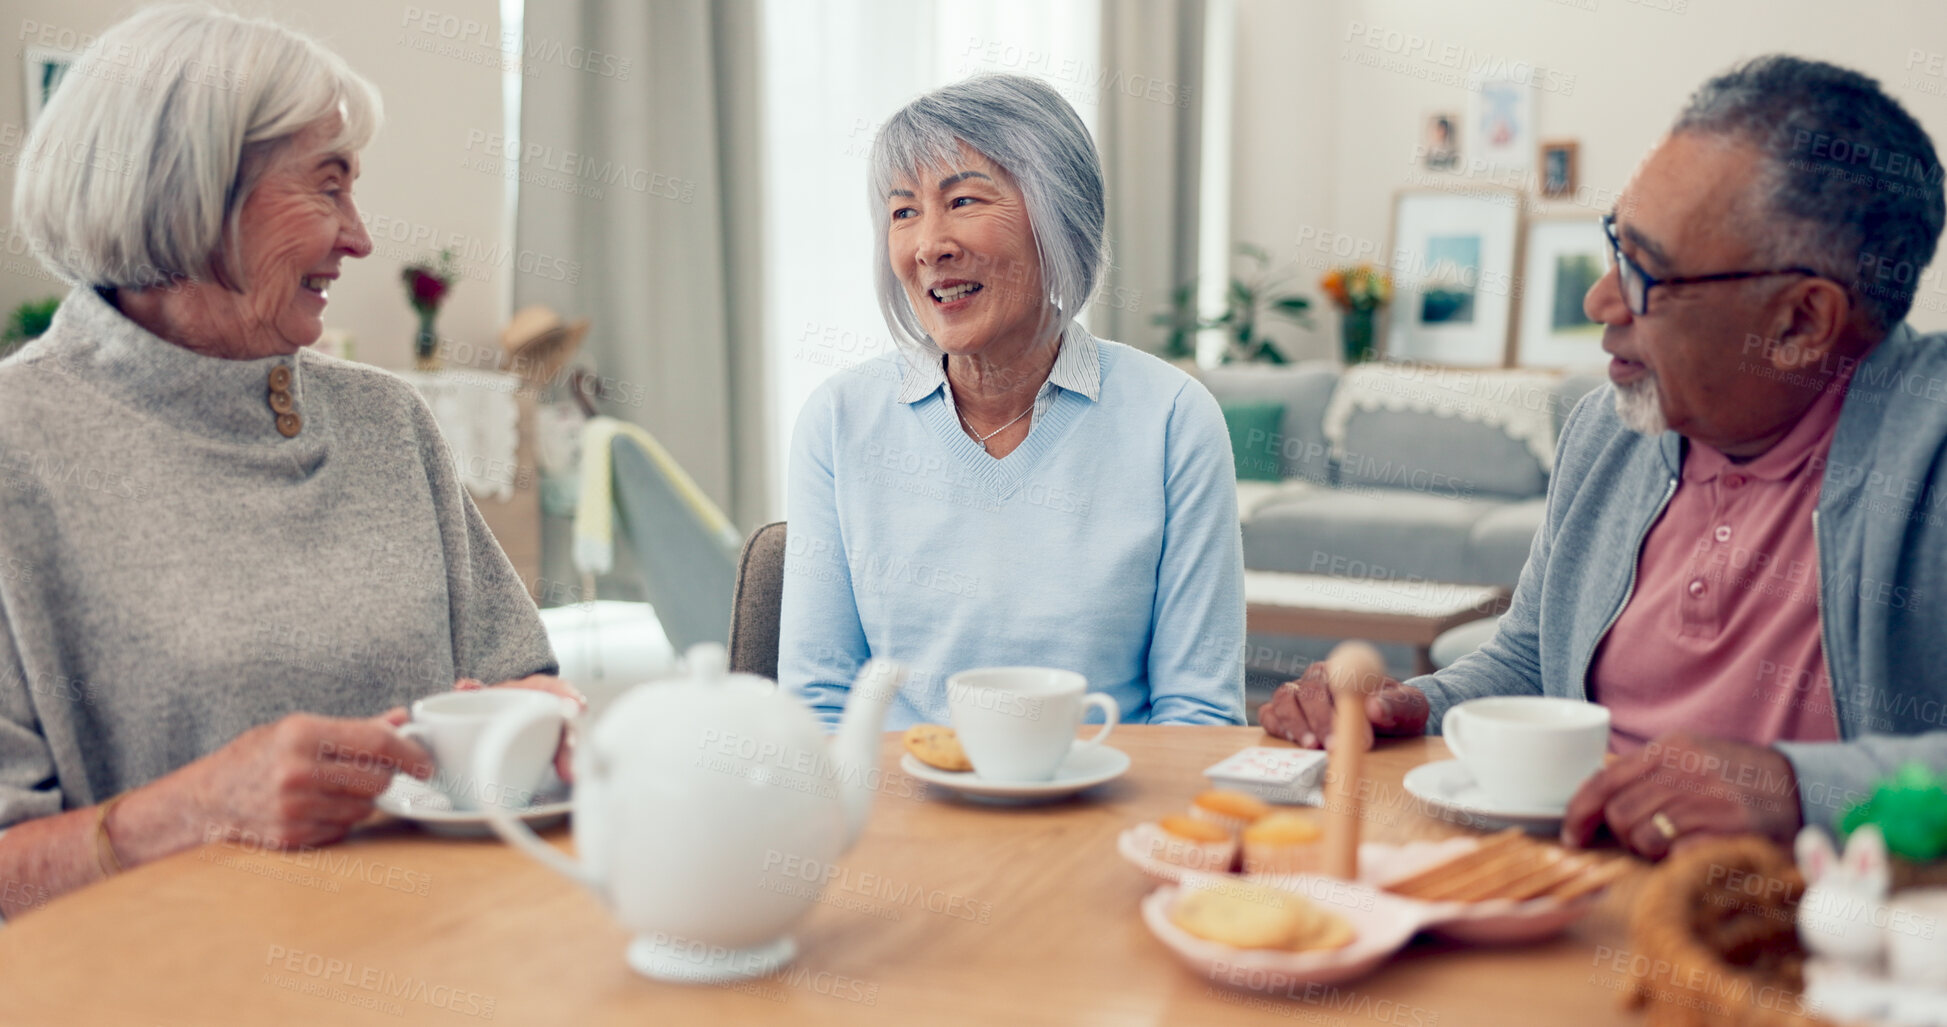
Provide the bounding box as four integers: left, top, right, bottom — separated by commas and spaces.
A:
1540, 140, 1579, 198
21, 47, 74, 126
1382, 186, 1524, 367
1514, 215, 1608, 370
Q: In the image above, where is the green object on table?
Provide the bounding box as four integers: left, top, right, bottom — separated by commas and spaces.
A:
1219, 401, 1286, 482
1839, 762, 1947, 861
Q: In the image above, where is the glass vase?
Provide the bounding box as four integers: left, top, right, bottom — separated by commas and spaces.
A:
1340, 307, 1377, 365
413, 310, 441, 371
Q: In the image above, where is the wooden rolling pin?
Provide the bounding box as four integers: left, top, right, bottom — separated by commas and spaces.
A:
1319, 641, 1387, 880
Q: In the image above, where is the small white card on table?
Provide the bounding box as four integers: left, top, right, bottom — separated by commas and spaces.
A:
1203, 747, 1329, 805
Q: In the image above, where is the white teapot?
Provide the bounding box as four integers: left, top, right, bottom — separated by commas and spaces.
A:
475, 643, 908, 983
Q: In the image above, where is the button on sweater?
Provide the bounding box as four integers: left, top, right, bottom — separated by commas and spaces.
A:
0, 287, 555, 827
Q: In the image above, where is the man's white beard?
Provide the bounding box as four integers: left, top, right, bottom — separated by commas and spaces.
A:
1614, 374, 1669, 435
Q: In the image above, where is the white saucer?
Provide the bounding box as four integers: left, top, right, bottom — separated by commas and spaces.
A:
1402, 759, 1568, 833
377, 773, 573, 838
900, 743, 1131, 804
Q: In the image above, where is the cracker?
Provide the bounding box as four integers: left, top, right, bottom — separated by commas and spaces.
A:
1384, 830, 1525, 897
1383, 831, 1627, 904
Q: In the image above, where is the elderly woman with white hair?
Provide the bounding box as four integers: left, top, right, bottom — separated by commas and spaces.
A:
0, 6, 572, 916
779, 75, 1246, 730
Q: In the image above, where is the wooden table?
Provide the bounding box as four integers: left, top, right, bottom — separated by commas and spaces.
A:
0, 728, 1650, 1026
1245, 572, 1514, 675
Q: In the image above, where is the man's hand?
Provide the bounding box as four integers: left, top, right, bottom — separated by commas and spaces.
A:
1560, 731, 1803, 860
1257, 662, 1430, 749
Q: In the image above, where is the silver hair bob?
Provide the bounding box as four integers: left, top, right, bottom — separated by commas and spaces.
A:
868, 74, 1107, 358
11, 4, 381, 292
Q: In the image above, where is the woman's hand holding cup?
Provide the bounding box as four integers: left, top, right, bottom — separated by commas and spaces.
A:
1257, 661, 1429, 749
171, 711, 434, 852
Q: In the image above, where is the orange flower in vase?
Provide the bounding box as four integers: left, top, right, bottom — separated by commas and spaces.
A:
401, 249, 457, 370
1320, 263, 1390, 365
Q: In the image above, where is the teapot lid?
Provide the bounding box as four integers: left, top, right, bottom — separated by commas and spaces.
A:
684, 643, 729, 683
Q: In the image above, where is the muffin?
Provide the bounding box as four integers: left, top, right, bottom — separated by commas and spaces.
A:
1189, 790, 1272, 836
1148, 815, 1239, 873
1242, 811, 1326, 876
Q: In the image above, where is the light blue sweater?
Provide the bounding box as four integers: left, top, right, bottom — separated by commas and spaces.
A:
778, 329, 1245, 730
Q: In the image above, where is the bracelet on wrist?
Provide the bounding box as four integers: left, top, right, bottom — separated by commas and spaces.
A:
94, 793, 129, 878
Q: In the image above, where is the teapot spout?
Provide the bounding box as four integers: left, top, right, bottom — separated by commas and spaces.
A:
831, 659, 908, 850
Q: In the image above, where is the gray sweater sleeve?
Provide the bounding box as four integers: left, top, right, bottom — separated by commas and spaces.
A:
0, 599, 62, 828
404, 390, 557, 689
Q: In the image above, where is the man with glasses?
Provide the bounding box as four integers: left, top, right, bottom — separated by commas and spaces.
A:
1261, 54, 1947, 860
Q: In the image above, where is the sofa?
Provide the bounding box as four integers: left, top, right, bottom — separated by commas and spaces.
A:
1197, 360, 1607, 708
1201, 360, 1607, 590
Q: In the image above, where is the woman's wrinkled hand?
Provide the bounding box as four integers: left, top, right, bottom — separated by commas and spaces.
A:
181, 711, 432, 850
459, 674, 586, 784
1256, 662, 1429, 749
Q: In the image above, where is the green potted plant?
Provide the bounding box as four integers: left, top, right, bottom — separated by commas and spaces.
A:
1, 297, 61, 360
1153, 243, 1313, 365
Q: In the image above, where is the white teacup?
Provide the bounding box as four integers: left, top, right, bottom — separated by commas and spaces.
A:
945, 667, 1118, 782
397, 690, 573, 811
1440, 696, 1610, 810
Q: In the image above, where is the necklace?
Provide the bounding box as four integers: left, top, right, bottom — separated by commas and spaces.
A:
958, 400, 1034, 452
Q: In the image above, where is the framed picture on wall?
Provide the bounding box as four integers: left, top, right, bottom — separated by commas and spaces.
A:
1514, 215, 1608, 369
1421, 111, 1460, 171
1540, 140, 1578, 198
1383, 186, 1523, 366
1469, 73, 1533, 173
22, 47, 75, 126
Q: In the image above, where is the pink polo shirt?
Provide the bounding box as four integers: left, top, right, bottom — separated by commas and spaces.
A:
1587, 373, 1850, 753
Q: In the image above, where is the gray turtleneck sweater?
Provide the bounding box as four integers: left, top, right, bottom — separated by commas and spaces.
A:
0, 287, 556, 828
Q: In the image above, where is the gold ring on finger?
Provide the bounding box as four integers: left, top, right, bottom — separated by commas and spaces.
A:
1650, 810, 1679, 842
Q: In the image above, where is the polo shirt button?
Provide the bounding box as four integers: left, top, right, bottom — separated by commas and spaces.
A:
1688, 579, 1707, 598
268, 390, 295, 414
268, 365, 292, 391
1715, 525, 1732, 543
276, 413, 302, 437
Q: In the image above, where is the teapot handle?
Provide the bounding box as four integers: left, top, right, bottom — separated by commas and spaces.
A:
474, 704, 603, 896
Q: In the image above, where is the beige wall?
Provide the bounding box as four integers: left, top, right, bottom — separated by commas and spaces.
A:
1, 0, 507, 369
1230, 0, 1947, 360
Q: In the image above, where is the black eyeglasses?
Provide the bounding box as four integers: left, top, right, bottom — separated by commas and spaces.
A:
1599, 213, 1824, 317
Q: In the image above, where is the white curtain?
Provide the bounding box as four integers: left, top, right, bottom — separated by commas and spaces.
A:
513, 0, 767, 531
1095, 0, 1206, 350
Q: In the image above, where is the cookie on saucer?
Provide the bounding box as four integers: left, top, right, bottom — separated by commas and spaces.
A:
903, 724, 973, 772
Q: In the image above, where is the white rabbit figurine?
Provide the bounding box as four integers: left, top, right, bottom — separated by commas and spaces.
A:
1796, 823, 1891, 968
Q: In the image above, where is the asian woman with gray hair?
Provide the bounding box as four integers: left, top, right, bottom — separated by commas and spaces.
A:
0, 5, 575, 916
778, 75, 1247, 731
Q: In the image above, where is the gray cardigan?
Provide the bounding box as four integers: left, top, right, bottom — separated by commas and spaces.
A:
1418, 323, 1947, 830
0, 287, 556, 828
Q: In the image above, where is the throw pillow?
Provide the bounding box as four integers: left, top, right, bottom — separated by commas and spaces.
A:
1220, 401, 1286, 482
